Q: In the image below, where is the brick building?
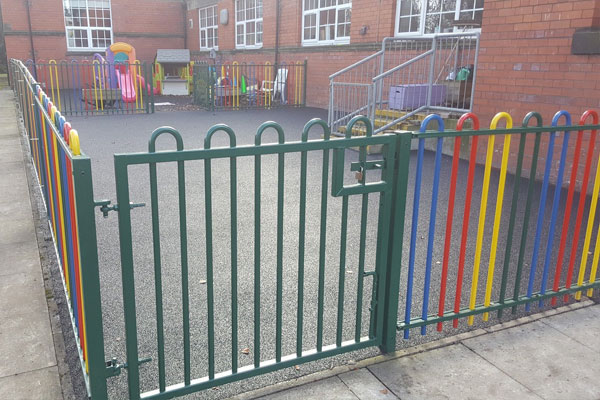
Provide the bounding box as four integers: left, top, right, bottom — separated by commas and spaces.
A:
0, 0, 186, 62
2, 0, 600, 122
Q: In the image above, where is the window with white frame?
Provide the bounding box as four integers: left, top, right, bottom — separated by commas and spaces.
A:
199, 5, 218, 50
63, 0, 113, 51
303, 0, 351, 45
395, 0, 483, 36
235, 0, 263, 49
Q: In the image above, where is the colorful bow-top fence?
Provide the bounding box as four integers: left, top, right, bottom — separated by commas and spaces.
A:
193, 61, 307, 110
22, 59, 155, 116
9, 59, 107, 398
398, 110, 600, 338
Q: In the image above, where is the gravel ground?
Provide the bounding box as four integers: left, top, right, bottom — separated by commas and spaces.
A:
65, 107, 600, 399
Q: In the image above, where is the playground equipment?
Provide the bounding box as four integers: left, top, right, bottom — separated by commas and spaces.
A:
153, 49, 193, 95
193, 60, 307, 110
93, 42, 157, 103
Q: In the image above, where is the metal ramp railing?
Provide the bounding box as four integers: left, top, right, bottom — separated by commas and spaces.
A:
329, 33, 480, 136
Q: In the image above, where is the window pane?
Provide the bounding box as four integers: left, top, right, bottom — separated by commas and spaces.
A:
461, 0, 475, 8
246, 21, 255, 45
236, 24, 244, 45
441, 12, 455, 32
201, 30, 206, 47
425, 13, 440, 33
427, 0, 441, 13
256, 21, 262, 43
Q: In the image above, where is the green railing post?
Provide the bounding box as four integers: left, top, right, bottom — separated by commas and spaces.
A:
380, 131, 412, 353
72, 156, 109, 400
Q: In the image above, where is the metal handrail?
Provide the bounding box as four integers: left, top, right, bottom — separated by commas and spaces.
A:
329, 50, 383, 80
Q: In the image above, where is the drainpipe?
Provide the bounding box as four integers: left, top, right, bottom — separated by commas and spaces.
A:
274, 0, 280, 66
182, 0, 188, 49
25, 0, 36, 66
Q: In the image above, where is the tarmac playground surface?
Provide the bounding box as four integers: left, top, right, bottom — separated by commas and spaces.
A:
64, 106, 600, 399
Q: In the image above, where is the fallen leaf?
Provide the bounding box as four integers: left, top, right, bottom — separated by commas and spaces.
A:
380, 389, 388, 394
200, 280, 207, 284
294, 365, 300, 370
241, 348, 250, 355
347, 270, 353, 274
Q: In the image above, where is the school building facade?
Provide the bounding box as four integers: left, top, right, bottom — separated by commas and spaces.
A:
2, 0, 600, 122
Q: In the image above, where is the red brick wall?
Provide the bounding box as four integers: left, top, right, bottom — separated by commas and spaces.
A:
473, 0, 600, 189
474, 0, 600, 123
2, 0, 185, 62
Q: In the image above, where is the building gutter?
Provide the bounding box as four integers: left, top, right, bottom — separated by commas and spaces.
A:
274, 0, 280, 65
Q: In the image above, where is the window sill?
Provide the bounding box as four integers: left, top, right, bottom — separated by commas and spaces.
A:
302, 40, 350, 47
235, 45, 264, 50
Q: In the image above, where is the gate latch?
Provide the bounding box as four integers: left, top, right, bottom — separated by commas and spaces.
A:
94, 200, 146, 218
105, 357, 152, 378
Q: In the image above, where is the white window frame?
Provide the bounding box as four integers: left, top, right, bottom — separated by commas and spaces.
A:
302, 0, 352, 46
394, 0, 483, 37
235, 0, 263, 49
63, 0, 113, 51
199, 5, 219, 51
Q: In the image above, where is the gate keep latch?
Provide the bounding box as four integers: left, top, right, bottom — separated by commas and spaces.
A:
105, 357, 152, 378
95, 200, 146, 218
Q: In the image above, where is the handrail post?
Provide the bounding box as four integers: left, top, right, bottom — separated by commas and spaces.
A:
469, 33, 480, 112
380, 130, 412, 353
426, 36, 437, 108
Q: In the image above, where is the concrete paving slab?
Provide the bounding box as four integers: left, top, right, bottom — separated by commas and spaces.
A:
0, 216, 35, 245
0, 271, 48, 318
0, 160, 25, 174
0, 143, 23, 154
0, 197, 33, 220
259, 376, 358, 400
0, 241, 40, 277
369, 344, 540, 400
0, 150, 25, 162
0, 366, 62, 400
541, 304, 600, 354
0, 181, 31, 205
338, 369, 398, 399
463, 320, 600, 400
0, 311, 56, 378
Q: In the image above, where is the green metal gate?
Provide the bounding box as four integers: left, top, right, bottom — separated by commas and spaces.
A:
110, 117, 410, 399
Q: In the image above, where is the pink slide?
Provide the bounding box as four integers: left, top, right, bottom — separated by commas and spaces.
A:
115, 69, 137, 102
138, 75, 160, 95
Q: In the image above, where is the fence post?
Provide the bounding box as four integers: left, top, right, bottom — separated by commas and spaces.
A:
302, 59, 307, 107
72, 156, 109, 400
380, 131, 412, 353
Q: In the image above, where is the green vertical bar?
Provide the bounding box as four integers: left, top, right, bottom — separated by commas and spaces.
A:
354, 149, 369, 342
178, 157, 191, 385
254, 152, 261, 367
380, 132, 411, 352
72, 156, 108, 400
297, 147, 307, 357
275, 150, 284, 362
230, 154, 238, 373
316, 145, 330, 352
498, 132, 527, 318
512, 132, 542, 313
372, 140, 397, 343
148, 161, 166, 392
204, 157, 214, 380
113, 156, 141, 400
336, 195, 349, 347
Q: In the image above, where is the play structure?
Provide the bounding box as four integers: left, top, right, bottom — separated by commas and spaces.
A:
193, 60, 306, 110
153, 49, 193, 95
93, 42, 158, 103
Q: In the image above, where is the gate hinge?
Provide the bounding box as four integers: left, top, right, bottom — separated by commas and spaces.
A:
94, 200, 146, 218
105, 357, 152, 378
